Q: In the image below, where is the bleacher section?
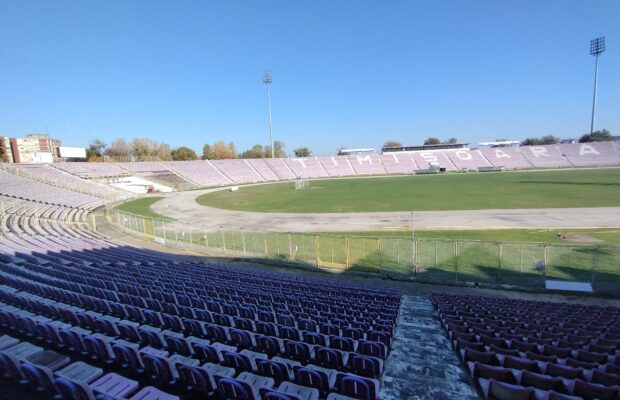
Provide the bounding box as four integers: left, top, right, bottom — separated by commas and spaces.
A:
317, 156, 356, 177
478, 147, 534, 170
0, 181, 402, 400
347, 155, 387, 176
246, 159, 281, 182
380, 153, 419, 175
1, 163, 127, 201
446, 150, 493, 171
2, 141, 619, 191
432, 292, 620, 400
410, 151, 458, 171
520, 145, 572, 169
560, 142, 620, 167
117, 162, 171, 177
164, 161, 232, 187
284, 158, 329, 179
0, 171, 103, 209
210, 159, 265, 184
264, 159, 297, 180
52, 162, 128, 179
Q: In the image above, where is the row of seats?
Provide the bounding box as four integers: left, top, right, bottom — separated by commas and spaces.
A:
432, 292, 620, 400
0, 265, 390, 400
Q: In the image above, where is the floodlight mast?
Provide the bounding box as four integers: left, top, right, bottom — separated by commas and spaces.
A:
589, 37, 605, 135
263, 69, 274, 158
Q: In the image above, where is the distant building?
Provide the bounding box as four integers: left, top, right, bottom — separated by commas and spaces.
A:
560, 139, 577, 144
478, 140, 521, 148
338, 148, 376, 156
382, 143, 468, 154
0, 133, 62, 163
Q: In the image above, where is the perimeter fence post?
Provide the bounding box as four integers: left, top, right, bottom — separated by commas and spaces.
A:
345, 237, 350, 270
591, 246, 599, 285
243, 231, 247, 257
413, 238, 418, 276
378, 237, 382, 272
315, 235, 320, 269
543, 245, 548, 282
454, 241, 458, 281
205, 231, 209, 253
222, 231, 226, 251
498, 243, 503, 282
520, 243, 524, 278
264, 234, 268, 257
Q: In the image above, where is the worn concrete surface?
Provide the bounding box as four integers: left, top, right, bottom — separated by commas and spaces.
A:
380, 295, 479, 400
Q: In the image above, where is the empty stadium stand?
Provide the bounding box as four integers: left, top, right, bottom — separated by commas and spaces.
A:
432, 292, 620, 400
478, 147, 534, 170
3, 141, 618, 193
347, 155, 387, 176
316, 157, 356, 177
380, 153, 419, 175
0, 167, 402, 399
446, 150, 493, 171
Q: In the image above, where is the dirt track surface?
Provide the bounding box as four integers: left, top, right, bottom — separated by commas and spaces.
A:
151, 188, 620, 232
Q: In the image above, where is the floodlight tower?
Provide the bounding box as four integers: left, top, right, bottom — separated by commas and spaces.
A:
263, 69, 274, 158
589, 37, 605, 135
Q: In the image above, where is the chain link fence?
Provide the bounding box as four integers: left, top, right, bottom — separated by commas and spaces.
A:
106, 208, 620, 292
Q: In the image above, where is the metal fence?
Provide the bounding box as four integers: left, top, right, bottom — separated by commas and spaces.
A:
106, 208, 620, 292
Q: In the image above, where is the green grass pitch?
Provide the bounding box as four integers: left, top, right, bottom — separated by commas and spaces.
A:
114, 196, 174, 221
196, 168, 620, 213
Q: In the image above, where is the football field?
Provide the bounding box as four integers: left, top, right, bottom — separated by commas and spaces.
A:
196, 168, 620, 213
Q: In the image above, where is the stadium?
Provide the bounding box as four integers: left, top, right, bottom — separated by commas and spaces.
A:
1, 139, 620, 400
2, 2, 620, 400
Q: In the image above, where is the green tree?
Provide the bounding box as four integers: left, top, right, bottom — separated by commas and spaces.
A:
446, 137, 458, 144
522, 135, 559, 146
293, 147, 312, 157
264, 141, 286, 158
383, 140, 402, 148
86, 139, 107, 160
202, 144, 212, 160
540, 135, 559, 145
130, 138, 172, 161
579, 129, 613, 143
424, 137, 441, 145
105, 138, 131, 160
240, 144, 265, 159
171, 146, 198, 160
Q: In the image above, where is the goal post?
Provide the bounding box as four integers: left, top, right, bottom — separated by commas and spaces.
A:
294, 178, 309, 191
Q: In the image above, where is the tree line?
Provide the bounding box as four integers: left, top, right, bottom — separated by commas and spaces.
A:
381, 129, 614, 150
84, 138, 314, 162
76, 129, 615, 163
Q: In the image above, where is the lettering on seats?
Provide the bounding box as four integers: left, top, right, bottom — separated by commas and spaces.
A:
419, 152, 438, 162
357, 155, 372, 165
494, 149, 510, 159
579, 144, 599, 156
454, 150, 472, 160
529, 146, 549, 158
292, 158, 307, 168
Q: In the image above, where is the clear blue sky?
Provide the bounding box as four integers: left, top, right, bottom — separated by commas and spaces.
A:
1, 1, 618, 156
